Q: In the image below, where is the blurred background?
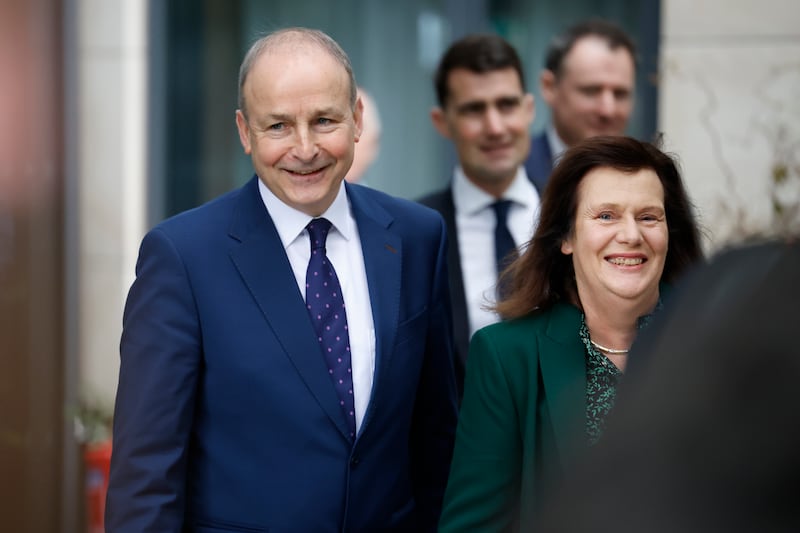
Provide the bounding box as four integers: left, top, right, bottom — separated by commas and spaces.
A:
1, 0, 798, 531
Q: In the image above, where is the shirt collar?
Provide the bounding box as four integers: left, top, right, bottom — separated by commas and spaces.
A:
547, 124, 568, 164
258, 179, 354, 249
452, 165, 538, 215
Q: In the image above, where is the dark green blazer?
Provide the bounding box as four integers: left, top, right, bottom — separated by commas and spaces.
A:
439, 302, 587, 532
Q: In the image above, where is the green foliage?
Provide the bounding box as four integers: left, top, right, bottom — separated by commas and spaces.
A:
68, 394, 113, 444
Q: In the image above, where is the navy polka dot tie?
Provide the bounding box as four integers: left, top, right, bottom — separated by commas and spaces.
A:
305, 218, 356, 438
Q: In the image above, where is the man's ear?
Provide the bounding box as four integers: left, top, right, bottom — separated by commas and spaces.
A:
235, 109, 252, 155
524, 92, 536, 126
353, 96, 364, 142
540, 69, 557, 107
430, 107, 451, 139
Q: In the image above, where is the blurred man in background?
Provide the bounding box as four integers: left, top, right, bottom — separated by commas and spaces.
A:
525, 19, 637, 185
418, 34, 540, 399
345, 87, 382, 184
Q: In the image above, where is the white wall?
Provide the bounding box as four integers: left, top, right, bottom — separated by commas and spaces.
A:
76, 0, 147, 405
660, 0, 800, 250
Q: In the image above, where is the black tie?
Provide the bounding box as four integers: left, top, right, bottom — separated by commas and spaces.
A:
491, 199, 518, 276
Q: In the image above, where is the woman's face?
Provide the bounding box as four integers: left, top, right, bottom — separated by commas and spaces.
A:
561, 166, 668, 311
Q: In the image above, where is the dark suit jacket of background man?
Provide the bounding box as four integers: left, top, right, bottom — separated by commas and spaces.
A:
106, 176, 459, 532
418, 168, 547, 399
524, 131, 554, 190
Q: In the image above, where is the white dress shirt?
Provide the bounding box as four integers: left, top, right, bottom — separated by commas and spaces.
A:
546, 124, 568, 166
452, 166, 540, 338
258, 180, 375, 433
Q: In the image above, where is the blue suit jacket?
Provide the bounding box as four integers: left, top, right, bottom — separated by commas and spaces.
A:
106, 176, 459, 532
523, 131, 554, 193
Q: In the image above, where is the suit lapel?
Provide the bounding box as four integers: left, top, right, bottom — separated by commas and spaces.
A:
537, 303, 586, 466
526, 133, 554, 193
227, 177, 352, 440
419, 189, 469, 372
439, 191, 469, 367
345, 184, 400, 434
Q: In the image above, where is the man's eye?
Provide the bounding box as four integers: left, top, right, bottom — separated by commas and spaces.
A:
269, 123, 285, 131
598, 212, 613, 220
459, 104, 485, 116
497, 101, 518, 113
614, 90, 631, 101
317, 117, 332, 126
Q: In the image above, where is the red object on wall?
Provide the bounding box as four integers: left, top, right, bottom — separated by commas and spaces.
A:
84, 440, 112, 533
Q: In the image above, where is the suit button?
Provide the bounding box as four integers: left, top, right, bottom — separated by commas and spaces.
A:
350, 457, 359, 468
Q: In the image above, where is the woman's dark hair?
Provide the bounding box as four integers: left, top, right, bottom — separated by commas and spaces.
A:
496, 136, 703, 319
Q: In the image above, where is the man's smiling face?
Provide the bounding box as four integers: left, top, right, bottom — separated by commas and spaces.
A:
236, 42, 362, 216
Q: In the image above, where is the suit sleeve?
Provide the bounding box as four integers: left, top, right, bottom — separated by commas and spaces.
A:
439, 327, 525, 532
105, 228, 201, 532
409, 216, 460, 531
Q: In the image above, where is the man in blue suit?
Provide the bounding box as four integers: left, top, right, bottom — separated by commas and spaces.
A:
525, 19, 637, 186
106, 27, 458, 532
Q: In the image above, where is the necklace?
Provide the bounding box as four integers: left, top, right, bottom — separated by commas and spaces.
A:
590, 339, 629, 355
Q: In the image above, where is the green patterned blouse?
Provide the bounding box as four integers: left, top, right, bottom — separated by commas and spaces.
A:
580, 303, 662, 446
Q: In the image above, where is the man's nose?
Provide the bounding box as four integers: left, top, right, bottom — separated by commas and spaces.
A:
597, 90, 616, 117
484, 107, 505, 135
293, 127, 319, 160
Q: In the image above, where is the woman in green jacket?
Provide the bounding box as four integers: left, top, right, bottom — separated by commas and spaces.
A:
439, 136, 703, 531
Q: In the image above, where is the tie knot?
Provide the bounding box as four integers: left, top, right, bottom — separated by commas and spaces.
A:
307, 218, 333, 251
491, 199, 513, 225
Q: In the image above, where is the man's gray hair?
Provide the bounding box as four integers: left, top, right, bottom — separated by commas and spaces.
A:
237, 27, 358, 118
